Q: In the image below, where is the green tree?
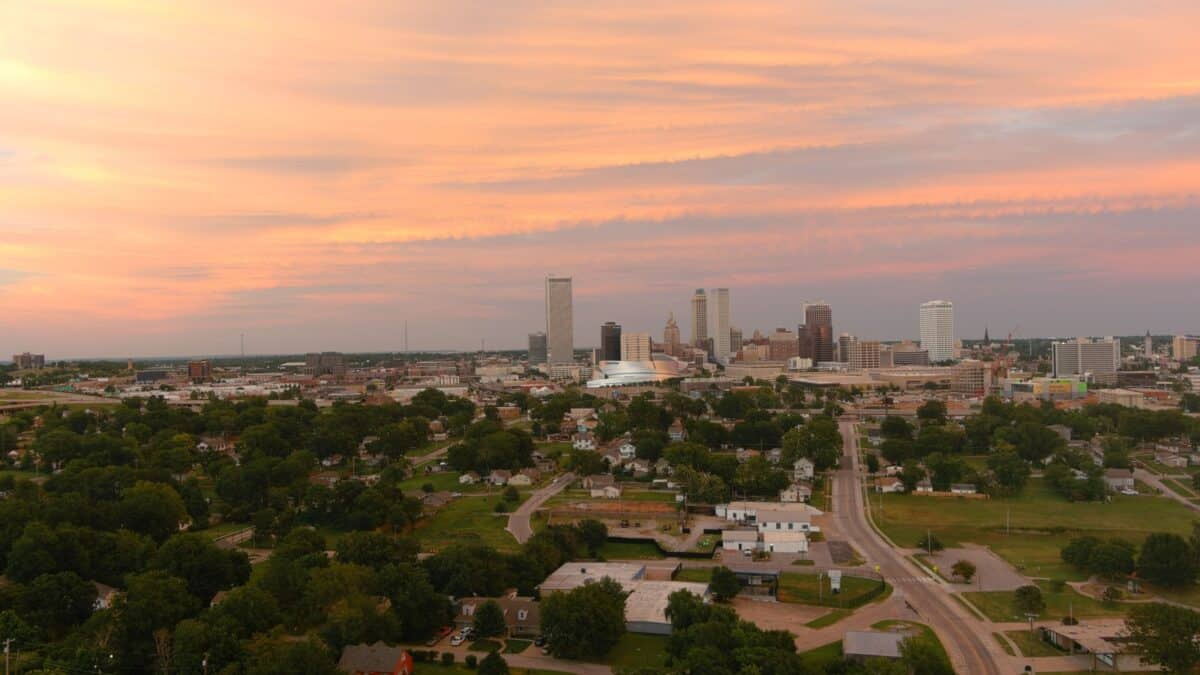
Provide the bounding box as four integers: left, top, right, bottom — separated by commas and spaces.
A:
577, 519, 608, 556
709, 566, 741, 602
951, 560, 976, 583
19, 572, 96, 639
900, 635, 953, 675
1126, 603, 1200, 674
477, 651, 510, 675
151, 533, 252, 603
899, 459, 926, 493
986, 449, 1030, 495
1013, 584, 1045, 616
119, 481, 189, 542
473, 600, 508, 638
916, 532, 943, 553
916, 400, 947, 425
1138, 533, 1199, 587
335, 531, 418, 569
540, 577, 626, 659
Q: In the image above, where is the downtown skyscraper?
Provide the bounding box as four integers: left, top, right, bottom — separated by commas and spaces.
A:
710, 288, 731, 364
691, 289, 708, 346
545, 276, 574, 364
919, 300, 955, 363
804, 302, 834, 363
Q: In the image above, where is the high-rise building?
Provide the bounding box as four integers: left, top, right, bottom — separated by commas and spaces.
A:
305, 352, 346, 377
663, 313, 681, 356
848, 341, 882, 370
620, 332, 652, 361
1052, 338, 1120, 384
710, 288, 731, 364
1174, 335, 1200, 362
600, 322, 622, 362
11, 352, 45, 370
730, 327, 743, 352
804, 302, 834, 363
919, 300, 955, 363
545, 277, 574, 364
188, 360, 213, 381
691, 289, 708, 346
951, 359, 992, 396
528, 332, 548, 364
890, 341, 930, 366
1143, 331, 1153, 359
768, 328, 799, 361
838, 333, 856, 363
796, 325, 814, 360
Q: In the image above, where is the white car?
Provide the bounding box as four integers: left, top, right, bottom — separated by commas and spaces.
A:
450, 633, 466, 646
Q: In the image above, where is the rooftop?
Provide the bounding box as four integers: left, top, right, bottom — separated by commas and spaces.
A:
843, 630, 908, 659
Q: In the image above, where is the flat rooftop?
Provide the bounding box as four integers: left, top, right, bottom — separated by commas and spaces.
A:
624, 581, 710, 624
539, 562, 645, 593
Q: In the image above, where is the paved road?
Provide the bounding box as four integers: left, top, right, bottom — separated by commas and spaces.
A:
1134, 467, 1200, 512
507, 472, 575, 543
835, 419, 1006, 675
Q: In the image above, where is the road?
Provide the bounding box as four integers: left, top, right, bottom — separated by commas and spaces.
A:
1134, 467, 1200, 513
506, 472, 575, 543
834, 419, 1006, 675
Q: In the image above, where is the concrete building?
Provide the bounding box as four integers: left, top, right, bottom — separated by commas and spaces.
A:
11, 352, 45, 370
890, 341, 930, 366
305, 352, 346, 377
691, 289, 708, 346
729, 326, 743, 353
848, 340, 882, 370
1053, 338, 1120, 385
663, 313, 681, 356
620, 332, 652, 362
710, 288, 731, 364
804, 302, 834, 363
600, 322, 622, 362
844, 631, 907, 662
539, 562, 710, 635
951, 359, 991, 396
528, 332, 548, 365
919, 300, 955, 363
838, 333, 855, 363
545, 277, 574, 364
1174, 335, 1200, 361
768, 328, 799, 361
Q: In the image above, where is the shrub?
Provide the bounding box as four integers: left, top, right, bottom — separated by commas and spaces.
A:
441, 652, 455, 666
493, 501, 508, 513
465, 654, 478, 669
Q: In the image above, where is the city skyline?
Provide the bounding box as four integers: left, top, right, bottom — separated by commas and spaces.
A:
3, 2, 1200, 356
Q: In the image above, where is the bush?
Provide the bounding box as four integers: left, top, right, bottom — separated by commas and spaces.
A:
1062, 615, 1079, 625
493, 501, 508, 513
465, 654, 478, 669
423, 483, 436, 493
1049, 579, 1066, 593
916, 532, 944, 552
1102, 586, 1123, 605
503, 486, 520, 502
441, 652, 455, 666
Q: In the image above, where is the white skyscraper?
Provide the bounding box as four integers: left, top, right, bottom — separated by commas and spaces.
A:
545, 277, 574, 364
691, 289, 708, 346
710, 288, 731, 364
919, 300, 955, 363
620, 332, 652, 361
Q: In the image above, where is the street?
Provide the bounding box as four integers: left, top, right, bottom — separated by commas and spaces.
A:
506, 472, 575, 543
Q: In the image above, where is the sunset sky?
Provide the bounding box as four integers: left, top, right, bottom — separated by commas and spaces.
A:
3, 1, 1200, 357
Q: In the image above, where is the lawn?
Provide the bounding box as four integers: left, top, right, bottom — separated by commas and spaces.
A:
674, 567, 714, 583
601, 633, 670, 670
413, 493, 529, 553
619, 490, 680, 503
597, 540, 666, 560
468, 639, 502, 653
962, 580, 1127, 622
992, 633, 1016, 656
399, 469, 480, 494
805, 609, 852, 628
778, 572, 891, 608
1004, 629, 1066, 657
871, 620, 948, 663
797, 641, 843, 671
504, 639, 532, 654
871, 478, 1195, 581
416, 663, 570, 675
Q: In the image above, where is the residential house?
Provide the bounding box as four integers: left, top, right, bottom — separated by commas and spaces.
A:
721, 528, 759, 552
950, 483, 977, 495
1103, 469, 1135, 492
628, 459, 652, 477
668, 420, 686, 442
337, 642, 414, 675
883, 465, 902, 477
873, 477, 904, 493
459, 471, 480, 485
618, 441, 638, 461
454, 596, 541, 637
736, 448, 761, 464
508, 468, 540, 487
779, 483, 812, 503
310, 471, 341, 488
421, 491, 455, 510
653, 458, 673, 476
321, 454, 344, 468
582, 474, 615, 490
488, 469, 512, 486
765, 448, 783, 464
572, 433, 596, 451
93, 582, 119, 610
914, 479, 933, 493
1156, 453, 1188, 469
592, 485, 623, 499
600, 447, 624, 467
793, 458, 815, 481
1048, 425, 1073, 442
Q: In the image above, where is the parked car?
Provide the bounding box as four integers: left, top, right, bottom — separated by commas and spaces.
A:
450, 633, 466, 647
426, 626, 453, 646
533, 636, 547, 647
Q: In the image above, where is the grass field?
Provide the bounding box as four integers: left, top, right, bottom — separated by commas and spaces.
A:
778, 572, 890, 608
798, 641, 843, 671
674, 567, 714, 583
871, 478, 1195, 581
1004, 629, 1065, 657
597, 540, 665, 560
962, 580, 1127, 622
398, 469, 494, 495
992, 633, 1016, 655
504, 639, 531, 654
871, 620, 948, 663
806, 609, 853, 628
413, 493, 529, 552
468, 639, 502, 653
600, 633, 670, 670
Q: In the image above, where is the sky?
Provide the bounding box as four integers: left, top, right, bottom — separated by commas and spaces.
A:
2, 0, 1200, 358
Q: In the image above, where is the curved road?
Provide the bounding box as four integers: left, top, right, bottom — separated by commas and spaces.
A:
507, 472, 575, 543
835, 419, 1006, 675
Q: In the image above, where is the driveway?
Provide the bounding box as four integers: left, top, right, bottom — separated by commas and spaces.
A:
506, 472, 575, 543
925, 545, 1031, 592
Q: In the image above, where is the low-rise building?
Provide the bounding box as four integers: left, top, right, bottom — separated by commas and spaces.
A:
843, 630, 907, 662
1103, 469, 1135, 492
337, 642, 414, 675
539, 563, 710, 635
454, 595, 540, 637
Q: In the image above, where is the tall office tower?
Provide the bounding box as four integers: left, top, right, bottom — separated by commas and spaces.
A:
545, 277, 574, 364
1144, 331, 1153, 359
528, 332, 548, 364
730, 327, 743, 352
1052, 337, 1121, 384
600, 322, 622, 362
620, 332, 652, 361
768, 328, 799, 361
796, 325, 814, 359
691, 289, 708, 346
919, 300, 956, 363
1172, 335, 1200, 361
710, 288, 731, 364
849, 341, 882, 370
663, 313, 681, 356
804, 302, 834, 363
837, 333, 856, 363
11, 352, 46, 370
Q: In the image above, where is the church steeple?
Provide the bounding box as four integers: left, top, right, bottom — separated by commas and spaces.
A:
983, 325, 990, 345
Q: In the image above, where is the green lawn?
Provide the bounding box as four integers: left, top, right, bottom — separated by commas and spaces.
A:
872, 478, 1196, 581
619, 490, 680, 503
596, 540, 666, 560
413, 493, 529, 553
992, 633, 1016, 656
504, 639, 532, 654
806, 609, 852, 628
778, 572, 891, 608
1004, 629, 1066, 657
674, 567, 714, 583
468, 639, 502, 653
871, 620, 948, 663
399, 469, 481, 494
798, 641, 843, 671
962, 580, 1127, 622
601, 633, 670, 670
